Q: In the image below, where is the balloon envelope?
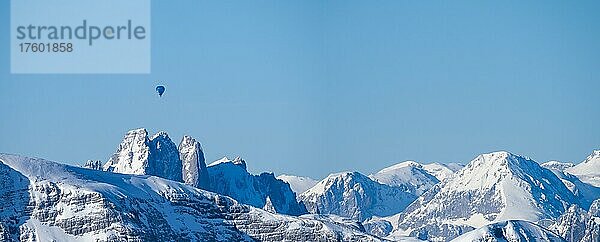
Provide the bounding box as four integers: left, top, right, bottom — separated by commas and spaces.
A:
156, 85, 165, 96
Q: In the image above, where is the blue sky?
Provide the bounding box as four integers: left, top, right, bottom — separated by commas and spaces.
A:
1, 1, 599, 179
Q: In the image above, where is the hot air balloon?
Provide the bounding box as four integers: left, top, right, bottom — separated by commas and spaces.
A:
156, 85, 165, 97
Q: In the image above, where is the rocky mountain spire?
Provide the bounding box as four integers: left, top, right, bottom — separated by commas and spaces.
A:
179, 135, 210, 189
104, 128, 183, 182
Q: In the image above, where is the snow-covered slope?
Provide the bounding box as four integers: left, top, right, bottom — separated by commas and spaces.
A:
103, 128, 183, 182
395, 151, 576, 241
207, 157, 307, 216
566, 150, 600, 187
549, 200, 600, 242
277, 174, 318, 195
451, 220, 565, 242
544, 164, 600, 210
299, 171, 417, 221
0, 154, 382, 241
369, 161, 440, 196
422, 162, 463, 181
542, 161, 575, 172
362, 213, 404, 238
179, 135, 210, 189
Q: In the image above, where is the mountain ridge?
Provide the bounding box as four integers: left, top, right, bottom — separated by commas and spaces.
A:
0, 154, 383, 241
394, 151, 578, 241
300, 171, 417, 221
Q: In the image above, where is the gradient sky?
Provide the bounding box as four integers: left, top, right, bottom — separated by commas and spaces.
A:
1, 1, 599, 179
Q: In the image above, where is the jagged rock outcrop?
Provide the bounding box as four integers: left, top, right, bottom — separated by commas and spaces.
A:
0, 161, 30, 241
549, 200, 600, 242
451, 220, 565, 242
103, 128, 183, 182
82, 160, 103, 170
103, 129, 307, 216
262, 196, 276, 213
178, 135, 210, 189
146, 131, 183, 182
207, 157, 308, 216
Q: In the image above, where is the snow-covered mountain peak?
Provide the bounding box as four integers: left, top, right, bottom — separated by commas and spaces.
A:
454, 151, 540, 189
395, 151, 576, 240
422, 162, 462, 181
148, 131, 177, 151
471, 150, 512, 166
209, 156, 231, 166
577, 149, 600, 167
379, 161, 422, 173
180, 135, 198, 147
103, 128, 182, 182
127, 127, 148, 136
179, 135, 204, 155
304, 171, 362, 195
591, 149, 600, 158
300, 171, 416, 221
328, 171, 362, 179
566, 149, 600, 187
117, 128, 149, 149
103, 128, 151, 174
150, 130, 170, 140
208, 156, 247, 170
470, 151, 519, 168
277, 174, 318, 195
370, 161, 439, 196
232, 156, 247, 169
310, 171, 371, 192
449, 151, 574, 205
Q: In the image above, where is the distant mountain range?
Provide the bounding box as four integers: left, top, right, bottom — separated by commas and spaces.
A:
0, 154, 379, 241
393, 151, 578, 240
2, 128, 599, 241
299, 171, 417, 221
